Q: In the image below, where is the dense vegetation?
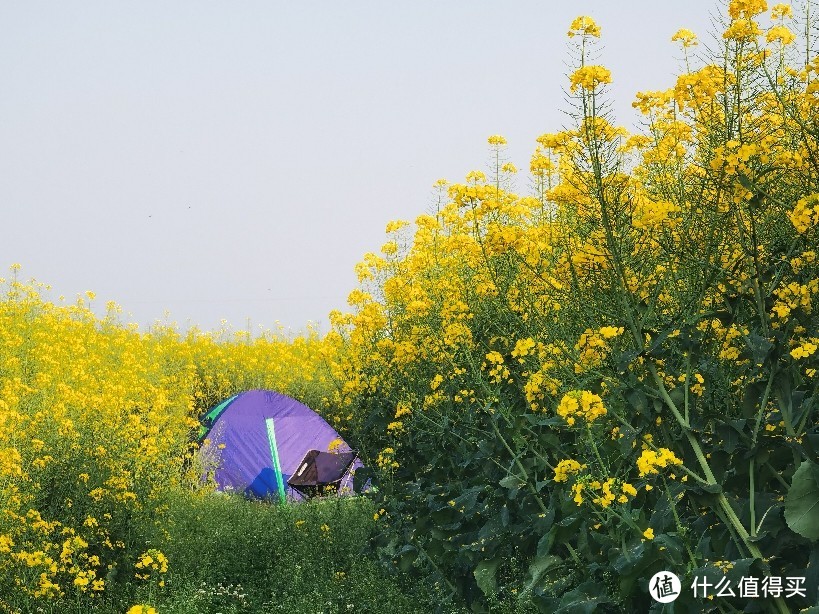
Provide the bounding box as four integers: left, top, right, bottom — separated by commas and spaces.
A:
331, 3, 819, 612
3, 1, 819, 612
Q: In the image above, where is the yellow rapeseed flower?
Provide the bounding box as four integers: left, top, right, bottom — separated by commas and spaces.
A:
771, 3, 792, 19
554, 459, 585, 482
568, 16, 601, 38
767, 24, 795, 45
569, 65, 612, 93
671, 28, 698, 48
636, 448, 683, 477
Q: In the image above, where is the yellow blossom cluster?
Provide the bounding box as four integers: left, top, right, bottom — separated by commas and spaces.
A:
568, 16, 601, 38
723, 18, 763, 41
523, 363, 562, 412
770, 3, 792, 19
569, 65, 613, 94
134, 549, 168, 582
570, 477, 638, 507
766, 25, 795, 45
376, 447, 399, 470
555, 391, 607, 426
483, 351, 511, 384
631, 197, 681, 230
636, 448, 684, 477
553, 459, 585, 482
791, 340, 819, 360
772, 281, 817, 320
788, 195, 819, 233
728, 0, 768, 20
673, 65, 730, 110
574, 329, 614, 373
671, 28, 698, 48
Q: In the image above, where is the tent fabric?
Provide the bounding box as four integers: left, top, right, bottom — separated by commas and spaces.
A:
198, 393, 240, 439
199, 389, 360, 499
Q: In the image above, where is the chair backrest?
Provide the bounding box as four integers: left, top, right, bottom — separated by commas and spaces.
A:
287, 449, 358, 495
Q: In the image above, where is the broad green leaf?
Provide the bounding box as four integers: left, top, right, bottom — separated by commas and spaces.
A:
525, 554, 563, 593
473, 558, 501, 597
499, 475, 522, 489
785, 461, 819, 540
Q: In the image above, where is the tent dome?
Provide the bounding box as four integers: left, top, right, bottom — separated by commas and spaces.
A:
199, 389, 359, 499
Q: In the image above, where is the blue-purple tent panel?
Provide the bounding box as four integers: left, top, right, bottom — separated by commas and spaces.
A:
199, 389, 361, 499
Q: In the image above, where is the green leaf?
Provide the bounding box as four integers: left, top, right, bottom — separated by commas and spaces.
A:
396, 544, 417, 572
525, 554, 563, 593
696, 482, 722, 494
473, 558, 501, 597
804, 433, 819, 463
499, 475, 522, 489
742, 380, 766, 419
715, 422, 741, 454
785, 461, 819, 540
536, 526, 557, 557
742, 333, 774, 365
523, 415, 564, 428
626, 390, 649, 418
500, 505, 510, 527
737, 172, 753, 190
555, 582, 608, 613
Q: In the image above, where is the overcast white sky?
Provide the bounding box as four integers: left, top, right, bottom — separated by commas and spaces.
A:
1, 1, 720, 334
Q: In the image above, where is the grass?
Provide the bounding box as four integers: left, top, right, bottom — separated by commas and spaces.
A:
45, 491, 464, 614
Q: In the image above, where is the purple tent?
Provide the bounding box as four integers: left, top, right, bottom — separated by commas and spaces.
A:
199, 389, 360, 500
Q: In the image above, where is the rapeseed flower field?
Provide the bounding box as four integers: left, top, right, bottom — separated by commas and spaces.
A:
4, 1, 819, 612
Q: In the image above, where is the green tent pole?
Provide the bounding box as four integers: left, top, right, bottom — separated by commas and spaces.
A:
265, 418, 287, 504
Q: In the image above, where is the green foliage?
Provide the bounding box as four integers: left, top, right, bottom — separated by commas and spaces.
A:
785, 461, 819, 540
3, 491, 454, 614
336, 4, 819, 613
147, 492, 453, 613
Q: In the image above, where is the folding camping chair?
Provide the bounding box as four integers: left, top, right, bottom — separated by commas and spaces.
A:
287, 449, 358, 498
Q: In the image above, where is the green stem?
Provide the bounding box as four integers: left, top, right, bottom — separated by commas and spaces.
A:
586, 425, 607, 471
564, 542, 582, 566
749, 458, 756, 537
662, 477, 698, 567
489, 419, 550, 516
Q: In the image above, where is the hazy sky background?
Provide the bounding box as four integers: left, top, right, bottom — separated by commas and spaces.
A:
1, 1, 722, 334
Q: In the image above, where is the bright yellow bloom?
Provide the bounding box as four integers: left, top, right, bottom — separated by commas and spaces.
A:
643, 528, 655, 540
554, 459, 585, 482
598, 326, 624, 339
569, 65, 612, 93
671, 28, 698, 48
723, 18, 763, 40
572, 482, 584, 505
766, 25, 795, 45
568, 16, 601, 38
791, 341, 818, 360
556, 391, 607, 426
728, 0, 768, 19
637, 448, 683, 477
771, 3, 792, 19
788, 195, 819, 233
